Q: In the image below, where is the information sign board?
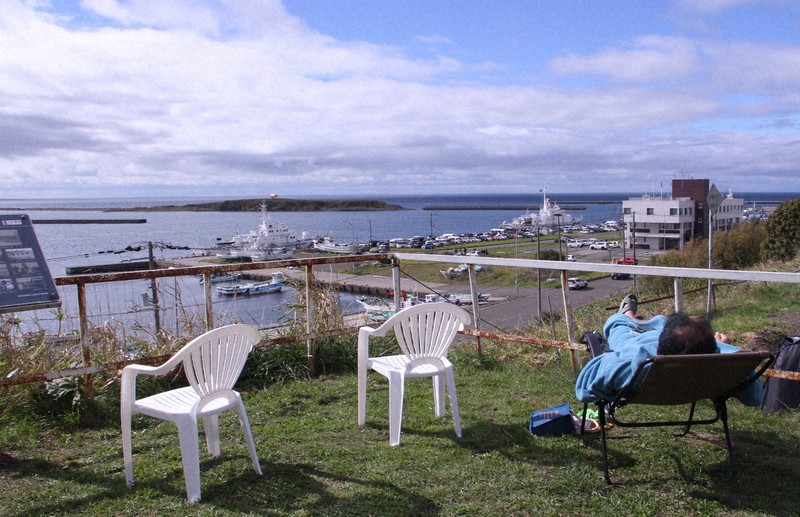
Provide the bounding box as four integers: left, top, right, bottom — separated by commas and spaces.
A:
707, 184, 724, 215
0, 214, 60, 314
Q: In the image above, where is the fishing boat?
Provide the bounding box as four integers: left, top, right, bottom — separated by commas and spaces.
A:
216, 273, 284, 296
216, 202, 313, 258
313, 237, 359, 254
502, 187, 583, 229
200, 272, 242, 283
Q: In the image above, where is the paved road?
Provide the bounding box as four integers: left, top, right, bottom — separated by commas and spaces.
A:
471, 275, 634, 331
171, 248, 640, 331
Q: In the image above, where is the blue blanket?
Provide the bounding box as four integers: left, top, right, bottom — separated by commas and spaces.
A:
575, 314, 763, 406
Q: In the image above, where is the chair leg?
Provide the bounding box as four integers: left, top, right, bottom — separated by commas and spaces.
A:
432, 374, 445, 417
445, 368, 462, 438
203, 414, 221, 457
121, 408, 135, 487
235, 400, 263, 476
677, 401, 697, 437
388, 371, 405, 446
176, 418, 203, 503
718, 402, 737, 478
357, 364, 367, 426
597, 403, 614, 485
579, 403, 588, 435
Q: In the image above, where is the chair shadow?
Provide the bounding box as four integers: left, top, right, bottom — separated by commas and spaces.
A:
451, 420, 800, 517
2, 448, 439, 515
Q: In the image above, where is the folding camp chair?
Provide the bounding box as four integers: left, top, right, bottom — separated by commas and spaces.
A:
580, 338, 773, 484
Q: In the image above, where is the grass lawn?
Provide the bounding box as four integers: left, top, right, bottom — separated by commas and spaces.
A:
2, 341, 799, 516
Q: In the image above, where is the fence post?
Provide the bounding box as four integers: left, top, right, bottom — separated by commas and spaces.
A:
468, 264, 482, 357
203, 273, 213, 331
673, 278, 684, 313
305, 264, 315, 374
560, 270, 579, 372
77, 282, 94, 398
392, 261, 402, 311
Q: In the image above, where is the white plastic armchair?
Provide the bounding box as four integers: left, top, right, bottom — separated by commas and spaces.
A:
357, 302, 472, 446
121, 324, 262, 503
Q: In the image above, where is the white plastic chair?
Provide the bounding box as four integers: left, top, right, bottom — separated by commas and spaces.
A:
121, 324, 262, 503
357, 302, 472, 445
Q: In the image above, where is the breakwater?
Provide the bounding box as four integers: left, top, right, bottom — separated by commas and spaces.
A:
423, 205, 587, 211
32, 218, 147, 224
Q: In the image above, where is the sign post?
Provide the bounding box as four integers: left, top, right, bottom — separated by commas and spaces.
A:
706, 185, 724, 319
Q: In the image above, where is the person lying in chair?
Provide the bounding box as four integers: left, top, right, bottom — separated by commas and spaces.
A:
575, 295, 763, 406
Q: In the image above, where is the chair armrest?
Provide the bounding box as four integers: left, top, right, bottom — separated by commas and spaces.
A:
120, 364, 160, 405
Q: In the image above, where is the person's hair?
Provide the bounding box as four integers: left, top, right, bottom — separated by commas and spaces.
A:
657, 313, 718, 355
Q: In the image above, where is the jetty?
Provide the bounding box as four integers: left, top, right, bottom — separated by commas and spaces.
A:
32, 219, 147, 224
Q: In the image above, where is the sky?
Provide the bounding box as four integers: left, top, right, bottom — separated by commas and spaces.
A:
1, 0, 800, 199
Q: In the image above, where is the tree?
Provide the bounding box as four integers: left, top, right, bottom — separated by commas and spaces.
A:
761, 198, 800, 261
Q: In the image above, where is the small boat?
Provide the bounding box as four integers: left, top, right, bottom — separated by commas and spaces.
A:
356, 296, 395, 313
216, 273, 284, 296
215, 284, 250, 296
439, 264, 482, 279
441, 292, 491, 305
440, 264, 468, 279
200, 272, 242, 283
244, 279, 283, 295
313, 237, 359, 254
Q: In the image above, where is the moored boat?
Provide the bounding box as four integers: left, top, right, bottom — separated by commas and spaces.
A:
216, 273, 284, 296
216, 202, 313, 259
201, 272, 242, 283
313, 237, 359, 254
503, 187, 583, 229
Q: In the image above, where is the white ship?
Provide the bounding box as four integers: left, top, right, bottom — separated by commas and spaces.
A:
216, 202, 313, 261
504, 188, 583, 229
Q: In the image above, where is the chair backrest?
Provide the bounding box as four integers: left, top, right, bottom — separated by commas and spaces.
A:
173, 324, 261, 397
628, 351, 773, 406
388, 303, 471, 359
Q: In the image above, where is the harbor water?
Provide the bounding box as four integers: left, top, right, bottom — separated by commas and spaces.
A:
0, 192, 793, 334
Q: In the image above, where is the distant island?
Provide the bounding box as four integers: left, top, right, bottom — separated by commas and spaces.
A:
108, 198, 405, 212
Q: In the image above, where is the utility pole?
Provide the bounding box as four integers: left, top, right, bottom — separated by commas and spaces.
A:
706, 184, 724, 319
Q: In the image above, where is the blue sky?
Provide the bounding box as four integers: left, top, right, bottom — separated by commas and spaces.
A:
1, 0, 799, 199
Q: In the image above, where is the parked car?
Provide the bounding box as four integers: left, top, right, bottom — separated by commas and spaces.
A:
566, 254, 576, 262
567, 241, 583, 248
589, 241, 608, 250
567, 277, 588, 290
607, 241, 621, 249
611, 258, 637, 279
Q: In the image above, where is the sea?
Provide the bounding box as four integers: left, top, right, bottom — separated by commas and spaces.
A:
1, 192, 794, 335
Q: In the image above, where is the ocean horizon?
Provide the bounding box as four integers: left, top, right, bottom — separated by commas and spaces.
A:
0, 191, 796, 211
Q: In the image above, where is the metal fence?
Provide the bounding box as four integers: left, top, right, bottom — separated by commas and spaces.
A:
3, 251, 800, 389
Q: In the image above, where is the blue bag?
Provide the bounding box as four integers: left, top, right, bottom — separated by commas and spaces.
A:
529, 403, 576, 436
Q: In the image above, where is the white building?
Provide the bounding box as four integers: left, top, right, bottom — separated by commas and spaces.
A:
622, 179, 744, 251
622, 196, 696, 251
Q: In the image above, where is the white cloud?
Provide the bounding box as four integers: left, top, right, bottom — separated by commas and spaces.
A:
550, 36, 701, 83
0, 0, 798, 198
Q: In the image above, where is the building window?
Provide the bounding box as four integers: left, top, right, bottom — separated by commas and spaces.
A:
670, 208, 678, 215
623, 208, 631, 214
647, 208, 654, 215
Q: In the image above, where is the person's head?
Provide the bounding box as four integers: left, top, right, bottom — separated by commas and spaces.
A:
657, 313, 718, 355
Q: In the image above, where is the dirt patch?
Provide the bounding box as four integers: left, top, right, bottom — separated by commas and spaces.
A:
742, 312, 800, 354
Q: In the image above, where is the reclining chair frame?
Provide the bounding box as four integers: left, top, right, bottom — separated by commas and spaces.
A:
580, 330, 774, 484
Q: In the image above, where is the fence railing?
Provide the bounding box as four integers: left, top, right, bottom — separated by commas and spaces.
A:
3, 251, 800, 389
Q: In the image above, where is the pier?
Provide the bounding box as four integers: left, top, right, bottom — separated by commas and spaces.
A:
32, 218, 147, 224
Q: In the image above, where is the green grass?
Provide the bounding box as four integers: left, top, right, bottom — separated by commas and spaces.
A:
2, 264, 800, 515
1, 340, 799, 515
